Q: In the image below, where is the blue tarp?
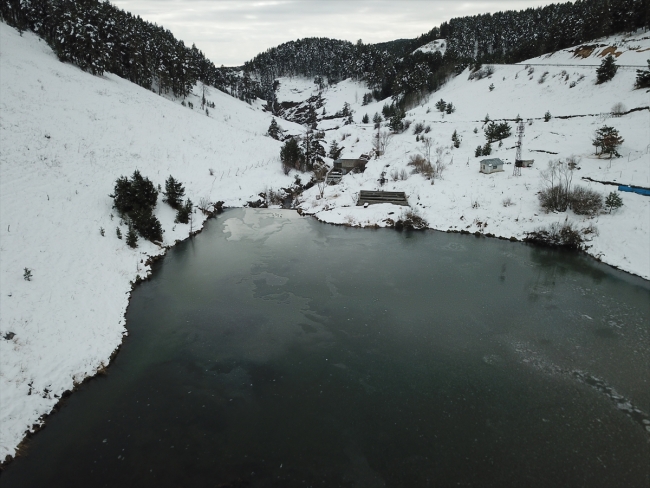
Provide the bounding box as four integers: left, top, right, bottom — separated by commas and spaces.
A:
618, 185, 650, 197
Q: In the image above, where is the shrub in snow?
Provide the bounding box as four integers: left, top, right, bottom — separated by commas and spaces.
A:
544, 111, 552, 122
445, 103, 455, 114
116, 227, 122, 240
611, 102, 626, 116
525, 222, 585, 250
489, 83, 495, 91
539, 159, 574, 212
100, 227, 105, 236
596, 54, 618, 84
569, 187, 603, 216
23, 268, 32, 281
396, 209, 428, 231
413, 122, 425, 135
435, 99, 447, 112
605, 192, 623, 213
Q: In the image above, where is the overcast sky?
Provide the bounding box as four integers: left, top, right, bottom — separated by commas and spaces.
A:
113, 1, 559, 66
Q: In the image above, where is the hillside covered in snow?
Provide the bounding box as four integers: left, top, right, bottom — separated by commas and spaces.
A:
1, 9, 650, 466
0, 23, 303, 462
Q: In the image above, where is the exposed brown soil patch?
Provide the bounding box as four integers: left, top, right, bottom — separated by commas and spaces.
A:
599, 46, 623, 57
573, 45, 598, 58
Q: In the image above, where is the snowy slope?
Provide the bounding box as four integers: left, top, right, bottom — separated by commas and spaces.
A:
414, 39, 447, 56
294, 34, 650, 280
0, 23, 302, 461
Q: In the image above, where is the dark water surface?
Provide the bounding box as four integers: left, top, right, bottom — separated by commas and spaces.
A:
2, 209, 649, 487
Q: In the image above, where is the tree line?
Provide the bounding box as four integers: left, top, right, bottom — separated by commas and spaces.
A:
0, 0, 261, 101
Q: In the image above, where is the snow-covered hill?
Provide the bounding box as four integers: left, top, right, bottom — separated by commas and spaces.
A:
1, 21, 649, 463
414, 39, 447, 56
0, 23, 303, 461
275, 33, 650, 281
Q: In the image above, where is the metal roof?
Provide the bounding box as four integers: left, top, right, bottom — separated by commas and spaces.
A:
480, 158, 504, 165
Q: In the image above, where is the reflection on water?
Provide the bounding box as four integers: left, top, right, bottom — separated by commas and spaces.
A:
2, 209, 649, 488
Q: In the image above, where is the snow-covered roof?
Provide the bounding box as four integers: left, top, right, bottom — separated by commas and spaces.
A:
480, 158, 504, 165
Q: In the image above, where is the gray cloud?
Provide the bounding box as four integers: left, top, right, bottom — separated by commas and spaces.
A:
113, 0, 559, 66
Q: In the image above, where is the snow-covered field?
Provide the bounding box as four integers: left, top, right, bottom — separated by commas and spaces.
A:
1, 20, 649, 462
289, 32, 650, 282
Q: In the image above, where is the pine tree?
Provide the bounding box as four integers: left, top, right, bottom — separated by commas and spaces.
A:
280, 138, 303, 171
435, 99, 447, 112
445, 102, 455, 114
593, 126, 624, 158
267, 118, 282, 140
544, 111, 552, 122
126, 225, 138, 248
362, 113, 369, 124
328, 140, 342, 160
163, 176, 185, 209
605, 192, 623, 213
596, 54, 618, 84
635, 60, 650, 89
116, 227, 122, 239
475, 145, 483, 157
175, 198, 193, 224
452, 130, 461, 148
373, 113, 382, 129
482, 142, 492, 156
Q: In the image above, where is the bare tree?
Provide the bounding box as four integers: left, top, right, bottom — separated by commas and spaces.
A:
539, 158, 575, 212
374, 130, 393, 157
420, 136, 433, 164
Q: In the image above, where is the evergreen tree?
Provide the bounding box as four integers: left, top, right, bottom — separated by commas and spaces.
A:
373, 112, 382, 129
328, 140, 342, 160
445, 102, 455, 114
163, 175, 185, 209
484, 121, 511, 143
452, 130, 461, 148
362, 113, 369, 124
593, 126, 624, 158
544, 111, 552, 122
267, 118, 282, 140
605, 192, 623, 213
126, 224, 138, 248
280, 138, 303, 171
482, 142, 492, 156
475, 145, 483, 157
435, 99, 447, 112
116, 227, 122, 239
596, 54, 618, 84
635, 60, 650, 89
175, 198, 193, 224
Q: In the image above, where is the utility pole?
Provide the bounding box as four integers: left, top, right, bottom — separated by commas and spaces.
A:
513, 120, 524, 176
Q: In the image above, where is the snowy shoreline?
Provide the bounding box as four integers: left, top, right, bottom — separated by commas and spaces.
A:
2, 22, 649, 462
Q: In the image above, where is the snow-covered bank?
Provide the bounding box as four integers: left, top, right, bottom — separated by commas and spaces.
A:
1, 20, 649, 464
0, 23, 301, 461
290, 32, 650, 280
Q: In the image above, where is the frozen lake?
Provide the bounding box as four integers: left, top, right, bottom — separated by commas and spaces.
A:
2, 208, 649, 487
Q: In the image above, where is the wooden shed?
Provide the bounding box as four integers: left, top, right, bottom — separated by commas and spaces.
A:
480, 158, 504, 174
